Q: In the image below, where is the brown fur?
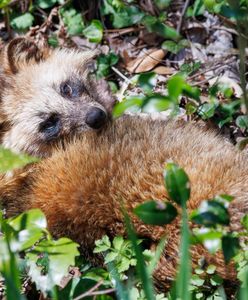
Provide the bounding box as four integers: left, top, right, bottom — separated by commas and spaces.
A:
0, 38, 115, 157
1, 115, 247, 292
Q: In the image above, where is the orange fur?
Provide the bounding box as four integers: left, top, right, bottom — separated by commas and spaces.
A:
1, 115, 247, 292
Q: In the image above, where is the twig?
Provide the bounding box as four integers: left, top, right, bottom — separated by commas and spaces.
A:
73, 280, 104, 300
188, 57, 236, 81
84, 288, 115, 297
111, 66, 131, 84
177, 0, 190, 33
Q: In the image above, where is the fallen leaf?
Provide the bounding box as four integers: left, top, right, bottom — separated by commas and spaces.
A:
125, 49, 166, 73
153, 66, 175, 75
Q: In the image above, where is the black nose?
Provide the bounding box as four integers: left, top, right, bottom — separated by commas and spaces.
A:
85, 107, 107, 129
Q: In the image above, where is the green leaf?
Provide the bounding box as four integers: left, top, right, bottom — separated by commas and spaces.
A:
191, 274, 205, 286
60, 8, 84, 36
241, 215, 248, 231
0, 0, 11, 9
0, 147, 38, 173
191, 200, 230, 227
105, 251, 119, 263
236, 115, 248, 129
162, 39, 189, 54
8, 209, 47, 232
94, 235, 111, 253
206, 264, 216, 274
134, 200, 177, 225
27, 237, 79, 293
222, 235, 240, 264
179, 62, 201, 76
186, 102, 197, 115
35, 0, 58, 9
138, 72, 157, 94
113, 236, 124, 250
193, 227, 222, 253
48, 35, 59, 48
83, 20, 103, 43
10, 12, 34, 31
102, 0, 144, 28
167, 75, 185, 102
154, 0, 171, 9
142, 94, 174, 113
112, 96, 144, 118
163, 162, 190, 207
143, 16, 180, 41
210, 274, 223, 286
198, 103, 217, 119
7, 209, 47, 251
96, 52, 119, 78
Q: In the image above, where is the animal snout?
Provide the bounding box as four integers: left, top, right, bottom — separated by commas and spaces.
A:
85, 107, 107, 129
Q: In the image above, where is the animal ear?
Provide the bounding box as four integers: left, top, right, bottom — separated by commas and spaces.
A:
2, 37, 44, 75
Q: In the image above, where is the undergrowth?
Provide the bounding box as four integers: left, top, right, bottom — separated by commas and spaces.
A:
0, 0, 248, 299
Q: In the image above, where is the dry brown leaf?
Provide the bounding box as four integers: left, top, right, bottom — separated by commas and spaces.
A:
125, 49, 166, 73
153, 66, 175, 75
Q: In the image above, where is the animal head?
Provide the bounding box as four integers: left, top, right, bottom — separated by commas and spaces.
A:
0, 38, 116, 157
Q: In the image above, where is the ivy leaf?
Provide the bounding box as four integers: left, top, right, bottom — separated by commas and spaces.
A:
96, 52, 119, 78
164, 163, 190, 207
134, 200, 177, 225
27, 238, 79, 293
198, 103, 217, 119
60, 8, 84, 36
10, 13, 34, 31
102, 0, 144, 28
83, 20, 103, 43
236, 115, 248, 130
162, 39, 189, 54
0, 147, 38, 173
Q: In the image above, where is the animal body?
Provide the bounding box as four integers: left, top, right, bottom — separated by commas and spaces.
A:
0, 38, 115, 157
1, 115, 248, 292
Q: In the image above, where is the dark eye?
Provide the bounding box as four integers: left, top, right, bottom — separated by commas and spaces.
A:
60, 79, 85, 98
60, 82, 73, 98
39, 114, 61, 140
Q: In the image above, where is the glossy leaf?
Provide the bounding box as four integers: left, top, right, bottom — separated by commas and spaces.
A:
83, 20, 103, 43
142, 94, 174, 113
164, 162, 190, 207
10, 13, 34, 31
222, 235, 240, 264
113, 96, 144, 118
134, 200, 177, 225
138, 72, 157, 93
191, 200, 230, 227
